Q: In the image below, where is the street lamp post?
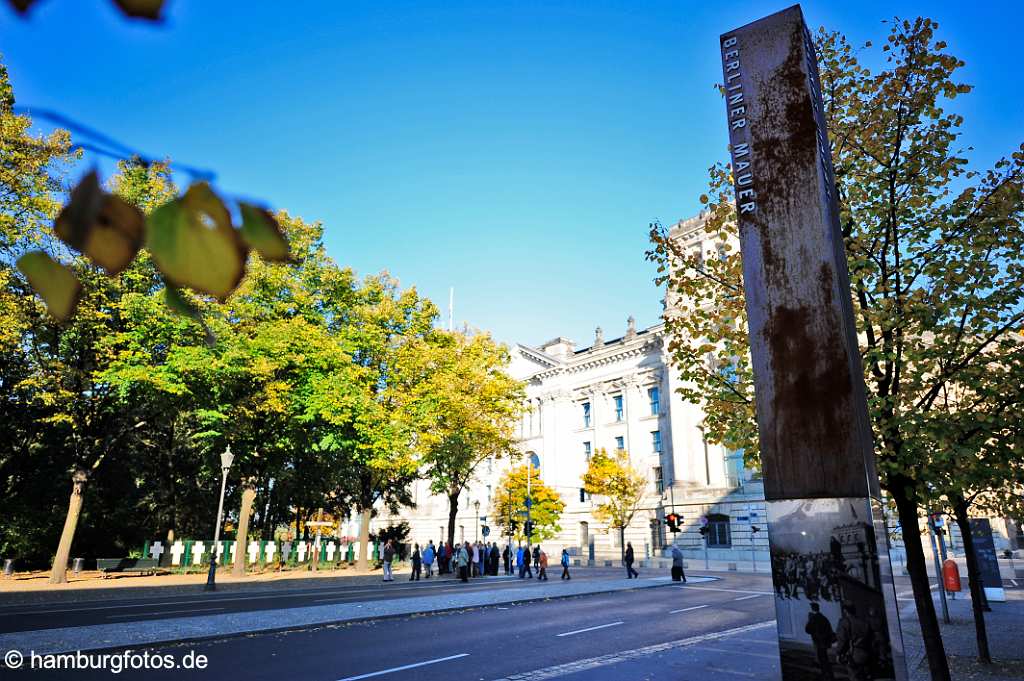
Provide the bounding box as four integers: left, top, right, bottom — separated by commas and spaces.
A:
204, 446, 234, 592
474, 500, 480, 541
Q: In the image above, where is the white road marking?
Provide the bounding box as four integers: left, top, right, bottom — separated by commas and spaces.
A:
336, 653, 469, 681
674, 585, 774, 596
556, 621, 624, 637
669, 604, 709, 614
490, 621, 776, 681
1011, 579, 1018, 587
733, 594, 762, 602
106, 607, 225, 619
706, 665, 759, 677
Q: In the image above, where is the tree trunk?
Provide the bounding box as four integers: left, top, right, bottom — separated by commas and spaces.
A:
49, 469, 88, 584
952, 495, 991, 664
619, 526, 625, 564
231, 481, 256, 577
447, 492, 460, 548
893, 485, 951, 681
357, 507, 371, 570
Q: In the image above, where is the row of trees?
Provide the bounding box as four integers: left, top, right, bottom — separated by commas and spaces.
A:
648, 18, 1023, 679
0, 57, 526, 581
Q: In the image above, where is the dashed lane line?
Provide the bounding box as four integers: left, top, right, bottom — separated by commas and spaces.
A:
669, 604, 709, 614
490, 621, 776, 681
336, 653, 469, 681
106, 607, 226, 619
674, 585, 774, 596
555, 621, 624, 637
733, 594, 762, 602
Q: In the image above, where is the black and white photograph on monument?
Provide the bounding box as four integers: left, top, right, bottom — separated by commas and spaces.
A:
768, 498, 897, 681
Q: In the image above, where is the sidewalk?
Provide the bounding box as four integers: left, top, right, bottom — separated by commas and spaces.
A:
902, 589, 1024, 681
0, 574, 715, 656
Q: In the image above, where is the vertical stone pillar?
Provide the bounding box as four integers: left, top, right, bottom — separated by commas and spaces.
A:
719, 6, 906, 680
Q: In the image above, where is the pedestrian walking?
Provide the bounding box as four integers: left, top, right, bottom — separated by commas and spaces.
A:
423, 541, 435, 578
523, 545, 533, 578
516, 545, 525, 578
805, 602, 836, 680
382, 539, 395, 582
560, 548, 571, 580
503, 544, 511, 575
538, 547, 548, 581
835, 602, 873, 681
490, 542, 500, 575
532, 545, 540, 569
624, 542, 638, 579
457, 542, 470, 583
410, 543, 422, 581
670, 545, 686, 582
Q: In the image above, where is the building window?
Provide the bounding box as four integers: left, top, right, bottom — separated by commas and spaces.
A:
582, 402, 591, 428
707, 513, 731, 548
648, 387, 660, 415
583, 441, 592, 460
613, 395, 624, 421
653, 466, 664, 493
651, 430, 662, 453
579, 488, 586, 503
615, 436, 624, 451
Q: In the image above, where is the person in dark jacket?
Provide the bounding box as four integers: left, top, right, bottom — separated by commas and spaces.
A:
490, 543, 500, 575
503, 544, 511, 575
804, 602, 835, 680
625, 542, 638, 579
522, 545, 533, 578
382, 539, 395, 582
835, 602, 872, 681
560, 548, 571, 579
409, 544, 421, 581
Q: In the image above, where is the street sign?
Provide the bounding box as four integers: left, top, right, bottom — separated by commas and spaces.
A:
524, 496, 533, 508
482, 525, 490, 537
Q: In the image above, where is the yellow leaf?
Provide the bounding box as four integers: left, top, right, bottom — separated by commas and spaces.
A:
54, 170, 144, 275
16, 251, 82, 321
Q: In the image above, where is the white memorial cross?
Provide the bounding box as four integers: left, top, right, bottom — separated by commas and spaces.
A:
296, 541, 308, 562
265, 541, 277, 563
215, 541, 227, 563
229, 541, 238, 564
192, 541, 206, 565
170, 540, 185, 566
325, 542, 336, 562
248, 541, 260, 564
282, 541, 292, 562
149, 541, 164, 562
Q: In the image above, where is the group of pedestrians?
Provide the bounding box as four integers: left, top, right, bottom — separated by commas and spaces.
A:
805, 600, 890, 681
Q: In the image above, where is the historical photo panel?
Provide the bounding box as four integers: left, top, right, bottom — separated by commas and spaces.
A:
768, 498, 899, 681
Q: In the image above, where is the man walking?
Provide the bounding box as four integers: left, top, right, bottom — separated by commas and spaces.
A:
410, 543, 422, 581
382, 539, 395, 582
538, 547, 548, 581
523, 544, 533, 578
560, 548, 571, 580
422, 540, 435, 578
671, 544, 686, 582
624, 542, 638, 579
805, 602, 836, 680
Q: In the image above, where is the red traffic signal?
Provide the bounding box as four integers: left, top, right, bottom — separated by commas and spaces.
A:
665, 513, 682, 532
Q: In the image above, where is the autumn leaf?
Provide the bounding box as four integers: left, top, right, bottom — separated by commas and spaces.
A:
146, 182, 248, 300
239, 203, 290, 262
16, 251, 82, 321
54, 170, 144, 275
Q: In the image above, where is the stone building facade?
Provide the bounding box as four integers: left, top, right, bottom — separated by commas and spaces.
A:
369, 214, 773, 564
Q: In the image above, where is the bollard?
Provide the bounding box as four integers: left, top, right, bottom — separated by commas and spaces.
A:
72, 557, 84, 575
3, 558, 14, 577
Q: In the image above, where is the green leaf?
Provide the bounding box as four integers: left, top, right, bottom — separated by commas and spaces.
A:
54, 170, 144, 275
163, 286, 216, 347
146, 182, 248, 301
16, 251, 82, 321
239, 203, 290, 262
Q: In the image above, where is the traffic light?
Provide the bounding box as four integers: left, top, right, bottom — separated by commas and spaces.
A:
524, 520, 534, 537
665, 513, 682, 533
509, 519, 519, 534
699, 526, 709, 537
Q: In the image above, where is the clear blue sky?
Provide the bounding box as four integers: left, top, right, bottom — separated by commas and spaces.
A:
2, 1, 1021, 347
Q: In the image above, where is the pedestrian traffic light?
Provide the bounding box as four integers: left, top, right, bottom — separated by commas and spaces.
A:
524, 520, 534, 537
699, 526, 709, 537
509, 519, 519, 533
665, 513, 682, 533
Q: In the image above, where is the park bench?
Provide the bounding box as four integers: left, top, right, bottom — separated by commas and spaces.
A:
96, 558, 162, 577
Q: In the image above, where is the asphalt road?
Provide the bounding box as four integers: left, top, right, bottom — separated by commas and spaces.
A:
0, 568, 636, 634
9, 573, 780, 680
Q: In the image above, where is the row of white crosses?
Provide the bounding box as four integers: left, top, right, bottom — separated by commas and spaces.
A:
153, 539, 345, 566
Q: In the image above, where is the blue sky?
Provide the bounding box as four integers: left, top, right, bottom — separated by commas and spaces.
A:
2, 1, 1021, 347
